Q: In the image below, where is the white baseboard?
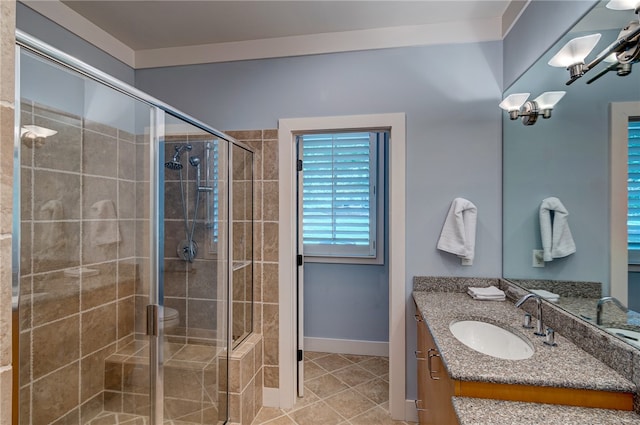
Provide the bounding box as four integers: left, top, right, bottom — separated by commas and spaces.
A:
405, 399, 419, 422
262, 387, 280, 408
303, 337, 389, 357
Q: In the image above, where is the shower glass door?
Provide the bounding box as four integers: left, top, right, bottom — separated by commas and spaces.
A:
15, 47, 156, 423
15, 35, 231, 425
160, 113, 229, 423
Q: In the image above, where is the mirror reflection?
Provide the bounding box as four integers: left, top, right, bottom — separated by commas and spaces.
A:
502, 0, 640, 348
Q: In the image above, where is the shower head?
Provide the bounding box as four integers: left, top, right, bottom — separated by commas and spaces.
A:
189, 156, 200, 167
164, 160, 183, 170
164, 143, 192, 170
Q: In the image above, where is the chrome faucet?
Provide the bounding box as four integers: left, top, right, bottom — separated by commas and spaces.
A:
515, 293, 545, 336
596, 296, 628, 326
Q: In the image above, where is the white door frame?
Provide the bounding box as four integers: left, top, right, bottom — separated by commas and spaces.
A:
275, 113, 407, 419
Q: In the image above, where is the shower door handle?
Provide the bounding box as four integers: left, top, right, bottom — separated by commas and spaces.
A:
146, 304, 159, 336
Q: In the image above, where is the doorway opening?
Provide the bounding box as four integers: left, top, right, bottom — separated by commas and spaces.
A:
277, 113, 407, 420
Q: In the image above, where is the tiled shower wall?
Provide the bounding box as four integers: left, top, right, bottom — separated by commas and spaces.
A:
160, 137, 224, 345
225, 130, 280, 390
0, 2, 16, 424
18, 101, 141, 424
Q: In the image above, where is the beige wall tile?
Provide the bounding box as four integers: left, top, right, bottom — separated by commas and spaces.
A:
0, 238, 11, 365
263, 365, 279, 388
263, 181, 279, 221
225, 130, 262, 141
117, 296, 135, 340
262, 140, 278, 180
241, 375, 255, 424
80, 393, 103, 424
263, 337, 278, 367
81, 345, 115, 403
81, 304, 117, 355
32, 115, 82, 173
117, 140, 136, 180
121, 393, 149, 416
83, 130, 117, 177
0, 367, 12, 425
33, 169, 81, 220
32, 272, 80, 326
228, 358, 240, 393
240, 344, 255, 391
262, 303, 279, 340
263, 129, 278, 140
32, 362, 79, 424
32, 315, 80, 379
0, 106, 14, 235
263, 222, 279, 262
164, 361, 205, 402
262, 263, 279, 304
81, 262, 117, 310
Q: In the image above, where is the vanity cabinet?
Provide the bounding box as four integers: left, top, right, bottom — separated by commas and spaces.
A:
415, 311, 457, 425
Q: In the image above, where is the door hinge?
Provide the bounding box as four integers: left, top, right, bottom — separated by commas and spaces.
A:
297, 159, 303, 172
146, 304, 158, 336
297, 349, 304, 362
297, 254, 303, 266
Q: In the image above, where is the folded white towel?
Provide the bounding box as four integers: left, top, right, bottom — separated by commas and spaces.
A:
437, 198, 477, 264
467, 292, 506, 301
539, 197, 576, 262
468, 286, 505, 297
90, 199, 121, 246
530, 289, 560, 302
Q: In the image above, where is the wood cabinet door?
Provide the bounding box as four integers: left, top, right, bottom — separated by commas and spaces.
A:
416, 306, 458, 425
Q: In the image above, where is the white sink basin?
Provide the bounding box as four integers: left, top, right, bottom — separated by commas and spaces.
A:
449, 320, 534, 360
605, 328, 640, 348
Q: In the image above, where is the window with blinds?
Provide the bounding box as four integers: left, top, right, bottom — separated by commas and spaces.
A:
629, 119, 640, 262
299, 131, 384, 262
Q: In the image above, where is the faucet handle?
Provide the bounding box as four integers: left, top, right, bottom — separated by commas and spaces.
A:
522, 313, 534, 329
544, 328, 557, 346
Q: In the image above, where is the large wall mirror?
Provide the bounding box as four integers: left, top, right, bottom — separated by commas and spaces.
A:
502, 0, 640, 347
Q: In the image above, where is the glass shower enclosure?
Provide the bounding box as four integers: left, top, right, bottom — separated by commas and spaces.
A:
12, 31, 253, 425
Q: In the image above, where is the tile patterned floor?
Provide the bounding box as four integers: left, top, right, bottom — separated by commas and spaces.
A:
250, 352, 417, 425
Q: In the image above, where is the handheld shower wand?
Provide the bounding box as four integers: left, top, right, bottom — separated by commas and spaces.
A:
189, 156, 213, 192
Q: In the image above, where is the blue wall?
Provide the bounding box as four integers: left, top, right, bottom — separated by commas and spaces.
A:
17, 2, 135, 85
136, 42, 504, 399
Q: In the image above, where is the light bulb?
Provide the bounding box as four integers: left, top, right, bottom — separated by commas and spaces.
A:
498, 93, 530, 112
548, 34, 602, 68
533, 91, 566, 110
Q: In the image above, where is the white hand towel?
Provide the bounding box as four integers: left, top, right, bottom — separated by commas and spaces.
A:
437, 198, 477, 263
469, 294, 506, 301
539, 197, 576, 262
468, 286, 505, 297
89, 199, 121, 246
530, 289, 560, 302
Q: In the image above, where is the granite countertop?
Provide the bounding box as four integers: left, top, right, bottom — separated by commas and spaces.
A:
412, 291, 635, 392
452, 397, 640, 425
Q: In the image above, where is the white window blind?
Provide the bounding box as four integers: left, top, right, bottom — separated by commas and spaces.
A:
300, 132, 379, 259
629, 119, 640, 260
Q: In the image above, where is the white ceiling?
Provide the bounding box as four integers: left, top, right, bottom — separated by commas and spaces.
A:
22, 0, 528, 68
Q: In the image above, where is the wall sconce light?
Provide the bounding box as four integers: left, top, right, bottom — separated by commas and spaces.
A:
549, 0, 640, 85
20, 125, 57, 148
548, 34, 602, 83
499, 91, 566, 126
